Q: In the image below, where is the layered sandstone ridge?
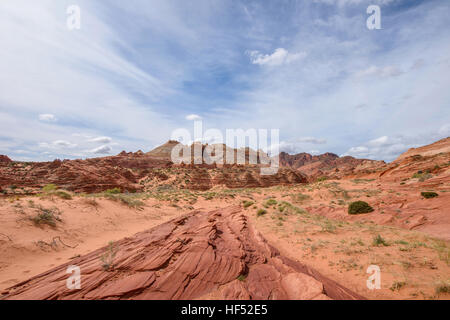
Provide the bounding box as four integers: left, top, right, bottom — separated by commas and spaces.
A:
0, 143, 305, 193
279, 152, 385, 180
2, 206, 363, 300
377, 137, 450, 182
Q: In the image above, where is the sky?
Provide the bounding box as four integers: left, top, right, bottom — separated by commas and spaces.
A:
0, 0, 449, 162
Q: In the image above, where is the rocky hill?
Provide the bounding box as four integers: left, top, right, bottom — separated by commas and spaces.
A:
377, 137, 450, 182
279, 151, 385, 180
0, 142, 305, 194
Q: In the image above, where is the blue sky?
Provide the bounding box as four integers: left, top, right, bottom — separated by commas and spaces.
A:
0, 0, 449, 162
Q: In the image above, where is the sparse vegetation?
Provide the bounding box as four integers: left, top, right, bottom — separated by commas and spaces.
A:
242, 200, 254, 208
421, 191, 438, 199
412, 171, 432, 181
290, 193, 311, 204
82, 197, 99, 207
256, 209, 267, 217
40, 184, 72, 200
104, 193, 145, 209
31, 206, 62, 227
104, 188, 121, 195
348, 201, 374, 215
54, 190, 72, 200
100, 241, 118, 271
372, 234, 389, 247
237, 274, 247, 281
390, 281, 406, 291
42, 184, 57, 193
435, 282, 450, 296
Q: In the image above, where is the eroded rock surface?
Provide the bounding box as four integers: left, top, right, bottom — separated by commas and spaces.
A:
1, 206, 363, 300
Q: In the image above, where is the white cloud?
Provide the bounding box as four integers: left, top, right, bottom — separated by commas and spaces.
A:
439, 124, 450, 136
248, 48, 307, 66
53, 140, 77, 148
89, 145, 112, 154
295, 137, 327, 144
314, 0, 396, 6
186, 114, 202, 121
88, 136, 112, 144
39, 140, 77, 149
367, 136, 389, 147
355, 65, 404, 78
38, 114, 57, 122
343, 126, 450, 161
269, 140, 324, 155
0, 1, 175, 161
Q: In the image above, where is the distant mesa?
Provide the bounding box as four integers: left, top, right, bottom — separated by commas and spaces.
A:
0, 155, 12, 164
0, 137, 449, 193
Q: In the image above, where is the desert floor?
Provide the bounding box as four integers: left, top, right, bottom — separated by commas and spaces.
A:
0, 178, 449, 299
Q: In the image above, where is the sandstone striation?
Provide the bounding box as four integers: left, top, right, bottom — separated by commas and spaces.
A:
2, 206, 363, 300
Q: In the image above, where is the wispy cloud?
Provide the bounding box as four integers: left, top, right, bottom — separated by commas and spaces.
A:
248, 48, 307, 66
38, 114, 57, 122
186, 114, 202, 121
88, 136, 113, 144
89, 145, 112, 154
0, 0, 449, 162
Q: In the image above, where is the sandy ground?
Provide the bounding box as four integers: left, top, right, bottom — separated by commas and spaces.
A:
0, 178, 449, 299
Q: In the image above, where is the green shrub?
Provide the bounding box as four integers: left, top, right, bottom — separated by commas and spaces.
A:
42, 184, 57, 192
290, 193, 311, 203
372, 234, 389, 247
421, 192, 438, 199
54, 190, 72, 200
435, 282, 450, 295
237, 274, 247, 281
412, 172, 432, 181
265, 199, 277, 206
31, 206, 62, 227
348, 201, 374, 215
105, 188, 121, 194
242, 200, 254, 208
105, 193, 144, 209
316, 176, 327, 182
256, 209, 267, 217
390, 281, 406, 291
100, 241, 117, 271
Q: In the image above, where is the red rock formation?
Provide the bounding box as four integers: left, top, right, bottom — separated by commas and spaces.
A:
1, 206, 363, 300
0, 153, 171, 193
279, 152, 385, 180
0, 142, 307, 193
377, 137, 450, 182
0, 155, 12, 165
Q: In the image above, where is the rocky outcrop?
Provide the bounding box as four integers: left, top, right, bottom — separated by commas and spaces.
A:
146, 140, 181, 159
1, 206, 363, 300
0, 153, 172, 193
0, 155, 12, 165
0, 143, 307, 193
279, 152, 385, 180
377, 137, 450, 182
